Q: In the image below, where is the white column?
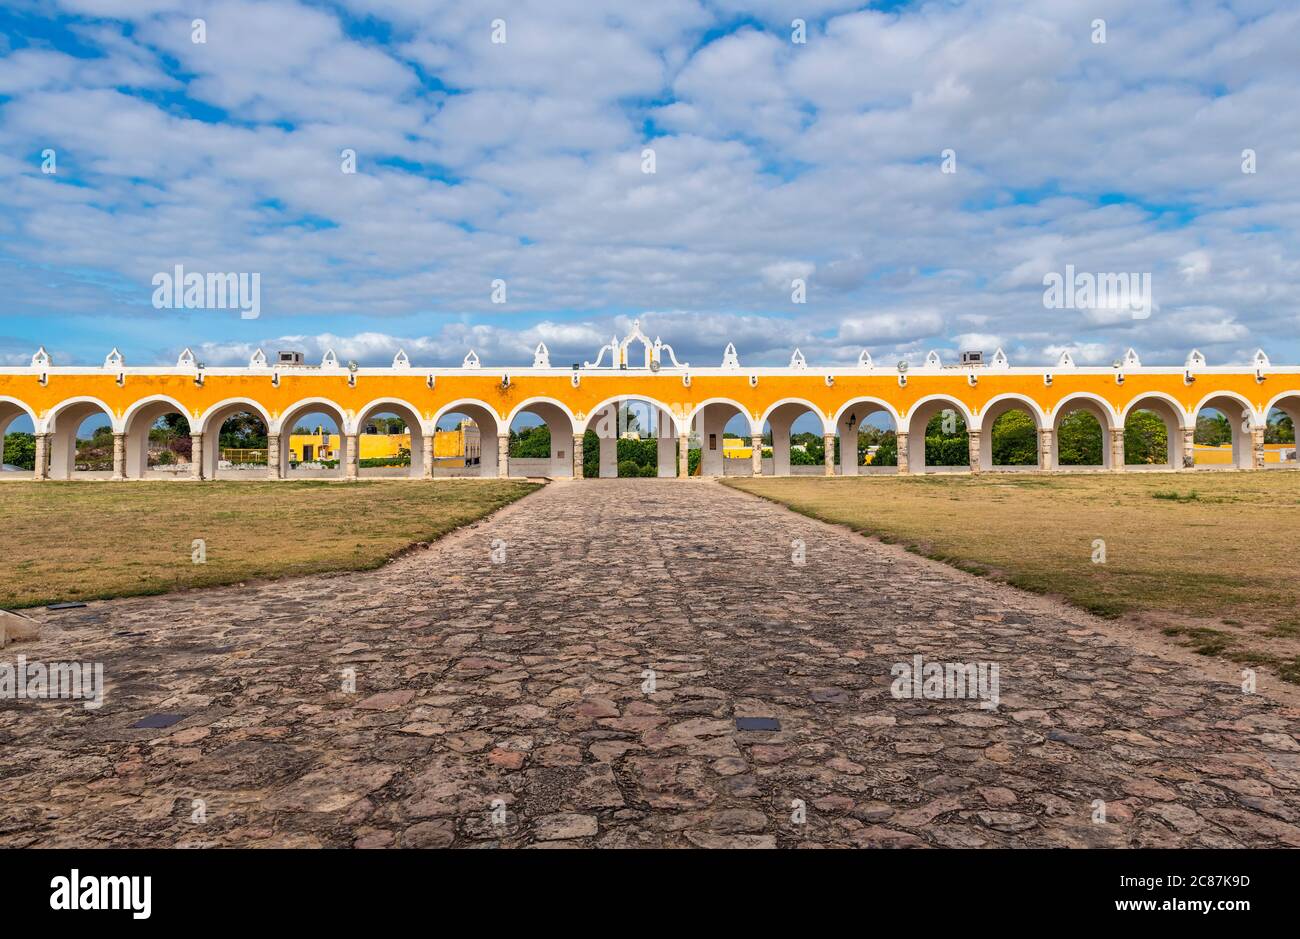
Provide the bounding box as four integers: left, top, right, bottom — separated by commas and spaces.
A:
750, 434, 763, 476
267, 432, 281, 479
189, 432, 203, 480
497, 433, 509, 478
822, 433, 834, 476
896, 430, 910, 475
678, 432, 690, 478
112, 433, 126, 481
573, 433, 585, 479
1109, 428, 1125, 471
33, 433, 50, 481
422, 434, 434, 479
345, 434, 359, 480
967, 429, 981, 474
1038, 427, 1054, 472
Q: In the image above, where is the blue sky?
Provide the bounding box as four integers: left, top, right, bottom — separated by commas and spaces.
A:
1, 0, 1298, 378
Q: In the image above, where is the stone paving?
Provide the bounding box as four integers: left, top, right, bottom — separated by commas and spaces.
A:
2, 478, 1298, 848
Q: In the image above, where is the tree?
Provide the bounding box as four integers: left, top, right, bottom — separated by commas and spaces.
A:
511, 425, 551, 458
1194, 412, 1232, 446
1124, 410, 1168, 464
3, 432, 35, 469
990, 410, 1037, 465
220, 412, 268, 449
1265, 412, 1294, 444
924, 410, 968, 466
1057, 411, 1103, 465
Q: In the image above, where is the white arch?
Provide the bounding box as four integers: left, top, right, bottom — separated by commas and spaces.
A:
976, 393, 1047, 428
354, 397, 431, 435
1119, 390, 1190, 428
1191, 389, 1260, 425
43, 395, 119, 433
195, 397, 274, 435
272, 397, 349, 435
684, 397, 755, 436
0, 396, 38, 423
122, 394, 193, 431
581, 395, 682, 435
1264, 389, 1300, 418
1049, 391, 1119, 429
902, 394, 975, 428
829, 396, 899, 431
432, 398, 503, 431
505, 396, 579, 430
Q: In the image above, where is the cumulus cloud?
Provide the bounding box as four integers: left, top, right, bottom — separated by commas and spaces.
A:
0, 0, 1296, 368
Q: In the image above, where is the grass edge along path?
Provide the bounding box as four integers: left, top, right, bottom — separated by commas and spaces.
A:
723, 473, 1300, 684
0, 479, 541, 609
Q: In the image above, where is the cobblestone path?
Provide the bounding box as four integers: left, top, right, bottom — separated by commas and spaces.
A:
3, 479, 1298, 848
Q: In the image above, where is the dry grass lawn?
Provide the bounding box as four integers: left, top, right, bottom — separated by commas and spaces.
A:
0, 479, 539, 609
726, 472, 1300, 682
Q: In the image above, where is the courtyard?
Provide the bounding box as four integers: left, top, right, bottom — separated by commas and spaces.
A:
1, 478, 1297, 848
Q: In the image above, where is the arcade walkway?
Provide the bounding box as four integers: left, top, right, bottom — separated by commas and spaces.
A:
2, 480, 1297, 847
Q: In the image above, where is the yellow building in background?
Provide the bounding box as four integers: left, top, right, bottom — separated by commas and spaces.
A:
287, 427, 470, 463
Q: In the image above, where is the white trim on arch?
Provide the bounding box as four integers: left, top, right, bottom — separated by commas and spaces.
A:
194, 397, 274, 435
431, 398, 503, 433
504, 396, 579, 430
1048, 391, 1120, 429
354, 397, 432, 436
1190, 389, 1260, 425
272, 397, 350, 435
1264, 389, 1300, 418
975, 393, 1048, 429
0, 395, 39, 426
121, 394, 193, 431
41, 395, 120, 434
580, 394, 683, 435
1119, 390, 1190, 427
683, 397, 755, 436
901, 394, 975, 429
828, 396, 899, 432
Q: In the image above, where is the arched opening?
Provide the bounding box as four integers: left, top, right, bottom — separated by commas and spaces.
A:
280, 402, 347, 479
1052, 397, 1113, 471
507, 401, 576, 478
124, 399, 193, 479
1264, 394, 1299, 469
687, 400, 753, 477
433, 402, 499, 477
762, 401, 826, 476
47, 400, 116, 479
905, 399, 970, 474
1192, 394, 1254, 470
1, 400, 37, 478
355, 402, 424, 479
978, 397, 1041, 472
833, 399, 898, 475
1122, 396, 1183, 470
202, 402, 270, 480
585, 398, 679, 478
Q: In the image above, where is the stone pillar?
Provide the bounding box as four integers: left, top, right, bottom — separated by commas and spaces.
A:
189, 432, 203, 480
422, 434, 434, 479
1038, 427, 1054, 472
822, 433, 834, 476
267, 432, 281, 479
750, 434, 763, 476
1252, 425, 1266, 469
573, 433, 585, 479
896, 430, 910, 475
679, 433, 690, 478
345, 433, 359, 480
33, 433, 50, 481
1109, 428, 1125, 470
112, 433, 126, 480
497, 434, 509, 478
967, 429, 982, 474
1181, 427, 1196, 469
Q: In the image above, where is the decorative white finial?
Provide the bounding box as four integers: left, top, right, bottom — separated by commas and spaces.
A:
392, 348, 410, 369
1185, 349, 1206, 368
31, 346, 51, 368
1056, 350, 1076, 368
857, 349, 873, 368
463, 349, 480, 369
1253, 348, 1270, 368
990, 347, 1009, 369
1122, 347, 1141, 368
104, 347, 124, 368
249, 348, 267, 368
177, 347, 196, 368
532, 342, 550, 368
321, 348, 338, 368
924, 350, 942, 368
789, 348, 807, 370
721, 343, 740, 369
